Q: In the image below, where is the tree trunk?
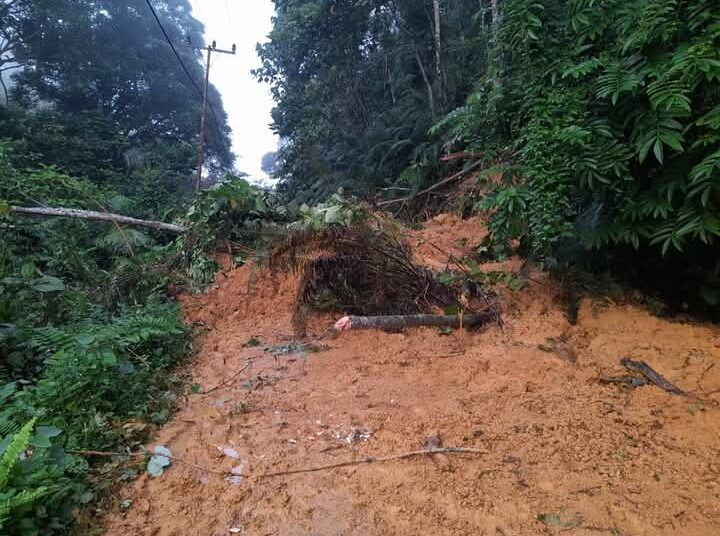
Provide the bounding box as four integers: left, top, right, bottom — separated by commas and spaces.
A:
413, 46, 436, 118
433, 0, 441, 78
9, 206, 186, 234
334, 312, 494, 331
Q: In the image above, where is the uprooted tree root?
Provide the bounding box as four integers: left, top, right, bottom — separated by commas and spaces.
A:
269, 225, 499, 336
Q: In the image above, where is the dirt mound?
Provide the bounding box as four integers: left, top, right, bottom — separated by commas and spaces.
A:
104, 216, 720, 536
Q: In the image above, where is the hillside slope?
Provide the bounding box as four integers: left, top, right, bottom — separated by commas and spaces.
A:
105, 215, 720, 536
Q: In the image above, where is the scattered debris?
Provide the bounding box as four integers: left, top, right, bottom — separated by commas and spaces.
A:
270, 225, 497, 335
620, 358, 686, 395
68, 448, 226, 475
537, 512, 583, 529
231, 463, 246, 476
333, 427, 372, 445
221, 447, 240, 459
225, 462, 245, 486
599, 374, 648, 389
537, 337, 577, 363
147, 446, 172, 478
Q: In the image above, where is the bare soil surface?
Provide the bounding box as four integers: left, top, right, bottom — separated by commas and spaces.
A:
105, 215, 720, 536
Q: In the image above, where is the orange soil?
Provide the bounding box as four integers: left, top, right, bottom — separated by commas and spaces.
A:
105, 215, 720, 536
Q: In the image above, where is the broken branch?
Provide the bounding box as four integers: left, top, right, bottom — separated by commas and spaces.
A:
620, 358, 685, 396
258, 447, 486, 478
9, 205, 186, 234
377, 160, 484, 207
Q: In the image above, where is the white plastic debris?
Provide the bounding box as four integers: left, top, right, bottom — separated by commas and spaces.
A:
221, 447, 240, 459
231, 462, 246, 476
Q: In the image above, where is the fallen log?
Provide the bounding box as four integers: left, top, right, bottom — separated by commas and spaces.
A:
8, 205, 186, 234
334, 312, 494, 331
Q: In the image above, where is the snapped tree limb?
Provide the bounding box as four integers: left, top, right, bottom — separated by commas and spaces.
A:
8, 205, 186, 234
377, 159, 484, 207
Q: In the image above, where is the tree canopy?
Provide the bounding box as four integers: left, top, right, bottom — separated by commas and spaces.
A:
258, 0, 720, 308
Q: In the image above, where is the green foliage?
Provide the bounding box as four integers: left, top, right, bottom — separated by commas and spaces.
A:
429, 0, 720, 308
177, 176, 291, 284
0, 420, 52, 531
7, 0, 234, 180
256, 0, 487, 201
290, 193, 368, 230
0, 1, 244, 531
0, 114, 191, 532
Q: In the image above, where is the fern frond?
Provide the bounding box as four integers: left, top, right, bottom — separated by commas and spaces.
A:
0, 419, 36, 490
647, 78, 691, 113
688, 149, 720, 206
0, 486, 49, 521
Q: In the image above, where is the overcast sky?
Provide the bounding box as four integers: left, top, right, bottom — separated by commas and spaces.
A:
188, 0, 277, 183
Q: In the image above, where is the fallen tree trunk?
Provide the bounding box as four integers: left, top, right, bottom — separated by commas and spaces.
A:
334, 312, 494, 331
9, 205, 186, 234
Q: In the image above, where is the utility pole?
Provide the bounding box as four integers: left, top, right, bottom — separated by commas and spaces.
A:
192, 39, 236, 193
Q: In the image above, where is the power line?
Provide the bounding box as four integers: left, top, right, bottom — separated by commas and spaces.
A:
144, 0, 203, 98
144, 0, 231, 161
223, 0, 236, 40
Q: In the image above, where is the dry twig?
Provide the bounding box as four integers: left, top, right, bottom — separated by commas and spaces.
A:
201, 360, 253, 394
68, 449, 227, 475
257, 447, 486, 478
